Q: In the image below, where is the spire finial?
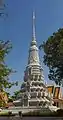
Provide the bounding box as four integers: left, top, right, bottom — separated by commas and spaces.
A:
32, 11, 36, 41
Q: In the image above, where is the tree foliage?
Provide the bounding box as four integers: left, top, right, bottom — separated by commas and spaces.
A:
0, 40, 16, 90
0, 0, 8, 17
12, 90, 21, 100
39, 28, 63, 86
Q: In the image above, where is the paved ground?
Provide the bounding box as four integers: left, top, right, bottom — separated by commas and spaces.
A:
0, 117, 63, 120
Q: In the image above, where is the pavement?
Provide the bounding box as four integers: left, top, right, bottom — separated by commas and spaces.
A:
0, 117, 63, 120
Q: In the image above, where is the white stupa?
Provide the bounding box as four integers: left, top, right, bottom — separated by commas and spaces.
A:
18, 12, 53, 107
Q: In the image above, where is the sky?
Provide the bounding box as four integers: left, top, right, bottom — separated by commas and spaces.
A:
0, 0, 63, 95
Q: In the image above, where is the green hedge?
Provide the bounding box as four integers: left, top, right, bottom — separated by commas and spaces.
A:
23, 109, 63, 117
0, 111, 15, 116
23, 110, 56, 117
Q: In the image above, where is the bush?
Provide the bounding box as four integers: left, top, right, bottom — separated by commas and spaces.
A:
56, 109, 63, 116
23, 110, 57, 117
8, 111, 12, 115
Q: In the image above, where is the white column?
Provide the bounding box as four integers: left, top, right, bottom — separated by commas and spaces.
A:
28, 101, 29, 107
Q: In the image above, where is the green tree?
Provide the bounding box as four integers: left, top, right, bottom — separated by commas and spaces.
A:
0, 0, 8, 17
12, 90, 21, 100
0, 40, 16, 90
39, 28, 63, 86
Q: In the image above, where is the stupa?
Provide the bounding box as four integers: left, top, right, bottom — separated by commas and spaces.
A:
19, 12, 53, 107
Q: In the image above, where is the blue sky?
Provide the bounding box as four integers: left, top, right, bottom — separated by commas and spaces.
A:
0, 0, 63, 95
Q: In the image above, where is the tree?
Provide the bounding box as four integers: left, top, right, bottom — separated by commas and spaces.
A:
0, 0, 8, 17
0, 40, 16, 90
39, 28, 63, 86
12, 90, 21, 100
0, 90, 8, 107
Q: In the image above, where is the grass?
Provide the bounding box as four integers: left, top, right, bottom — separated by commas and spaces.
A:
0, 111, 15, 116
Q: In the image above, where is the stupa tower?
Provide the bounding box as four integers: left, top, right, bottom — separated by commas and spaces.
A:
20, 12, 53, 107
28, 12, 40, 67
27, 12, 44, 80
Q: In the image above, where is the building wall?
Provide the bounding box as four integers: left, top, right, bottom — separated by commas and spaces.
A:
59, 101, 63, 109
47, 85, 63, 109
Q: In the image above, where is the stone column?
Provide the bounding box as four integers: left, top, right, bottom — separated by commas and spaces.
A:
28, 100, 29, 107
